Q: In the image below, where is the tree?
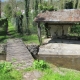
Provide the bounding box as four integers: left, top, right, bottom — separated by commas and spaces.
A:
34, 0, 39, 16
4, 3, 12, 19
24, 0, 30, 34
75, 0, 79, 9
8, 0, 17, 17
0, 0, 1, 18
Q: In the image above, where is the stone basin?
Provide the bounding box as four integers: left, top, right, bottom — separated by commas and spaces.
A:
38, 39, 80, 70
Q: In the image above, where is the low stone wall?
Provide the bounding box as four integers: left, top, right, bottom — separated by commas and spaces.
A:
26, 43, 80, 70
38, 55, 80, 70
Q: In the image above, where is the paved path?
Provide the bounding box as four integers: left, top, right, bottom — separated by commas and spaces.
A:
6, 38, 33, 69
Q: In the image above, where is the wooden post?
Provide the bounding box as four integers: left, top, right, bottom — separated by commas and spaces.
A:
37, 22, 42, 45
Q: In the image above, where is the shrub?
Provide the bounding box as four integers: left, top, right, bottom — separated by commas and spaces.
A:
33, 60, 50, 70
0, 61, 12, 74
0, 61, 22, 80
39, 2, 57, 12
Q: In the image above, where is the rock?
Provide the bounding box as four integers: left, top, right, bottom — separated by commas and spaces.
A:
27, 44, 39, 59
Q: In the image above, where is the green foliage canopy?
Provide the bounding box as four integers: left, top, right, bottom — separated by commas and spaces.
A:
4, 3, 12, 19
39, 2, 56, 12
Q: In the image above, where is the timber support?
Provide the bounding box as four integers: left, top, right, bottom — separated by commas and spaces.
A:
37, 22, 42, 45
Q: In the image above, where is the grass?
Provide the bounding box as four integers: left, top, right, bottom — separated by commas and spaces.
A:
0, 60, 80, 80
23, 60, 80, 80
22, 34, 39, 44
0, 61, 22, 80
0, 21, 39, 44
39, 68, 80, 80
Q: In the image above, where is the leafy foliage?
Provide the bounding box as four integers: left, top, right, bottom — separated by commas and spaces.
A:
0, 61, 22, 80
0, 61, 12, 74
33, 60, 50, 70
39, 2, 55, 12
71, 25, 80, 36
4, 3, 12, 19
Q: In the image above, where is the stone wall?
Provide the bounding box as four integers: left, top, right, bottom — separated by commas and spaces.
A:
38, 54, 80, 70
49, 25, 71, 38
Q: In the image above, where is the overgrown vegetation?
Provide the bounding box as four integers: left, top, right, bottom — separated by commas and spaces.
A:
7, 21, 39, 44
39, 2, 57, 12
3, 3, 12, 19
33, 60, 50, 70
24, 60, 80, 80
0, 61, 22, 80
0, 60, 80, 80
0, 20, 39, 44
70, 24, 80, 36
39, 68, 80, 80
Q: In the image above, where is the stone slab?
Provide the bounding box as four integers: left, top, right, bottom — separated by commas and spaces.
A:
6, 38, 34, 69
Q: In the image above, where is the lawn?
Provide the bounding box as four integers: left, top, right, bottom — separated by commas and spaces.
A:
0, 21, 39, 44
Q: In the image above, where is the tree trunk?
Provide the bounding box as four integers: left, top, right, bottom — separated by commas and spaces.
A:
24, 0, 30, 34
75, 0, 78, 9
9, 0, 16, 17
0, 0, 1, 18
34, 0, 38, 16
37, 23, 42, 45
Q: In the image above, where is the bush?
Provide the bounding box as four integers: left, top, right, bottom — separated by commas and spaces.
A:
4, 3, 12, 19
0, 61, 22, 80
39, 2, 57, 12
33, 60, 50, 70
70, 24, 80, 36
0, 61, 12, 74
